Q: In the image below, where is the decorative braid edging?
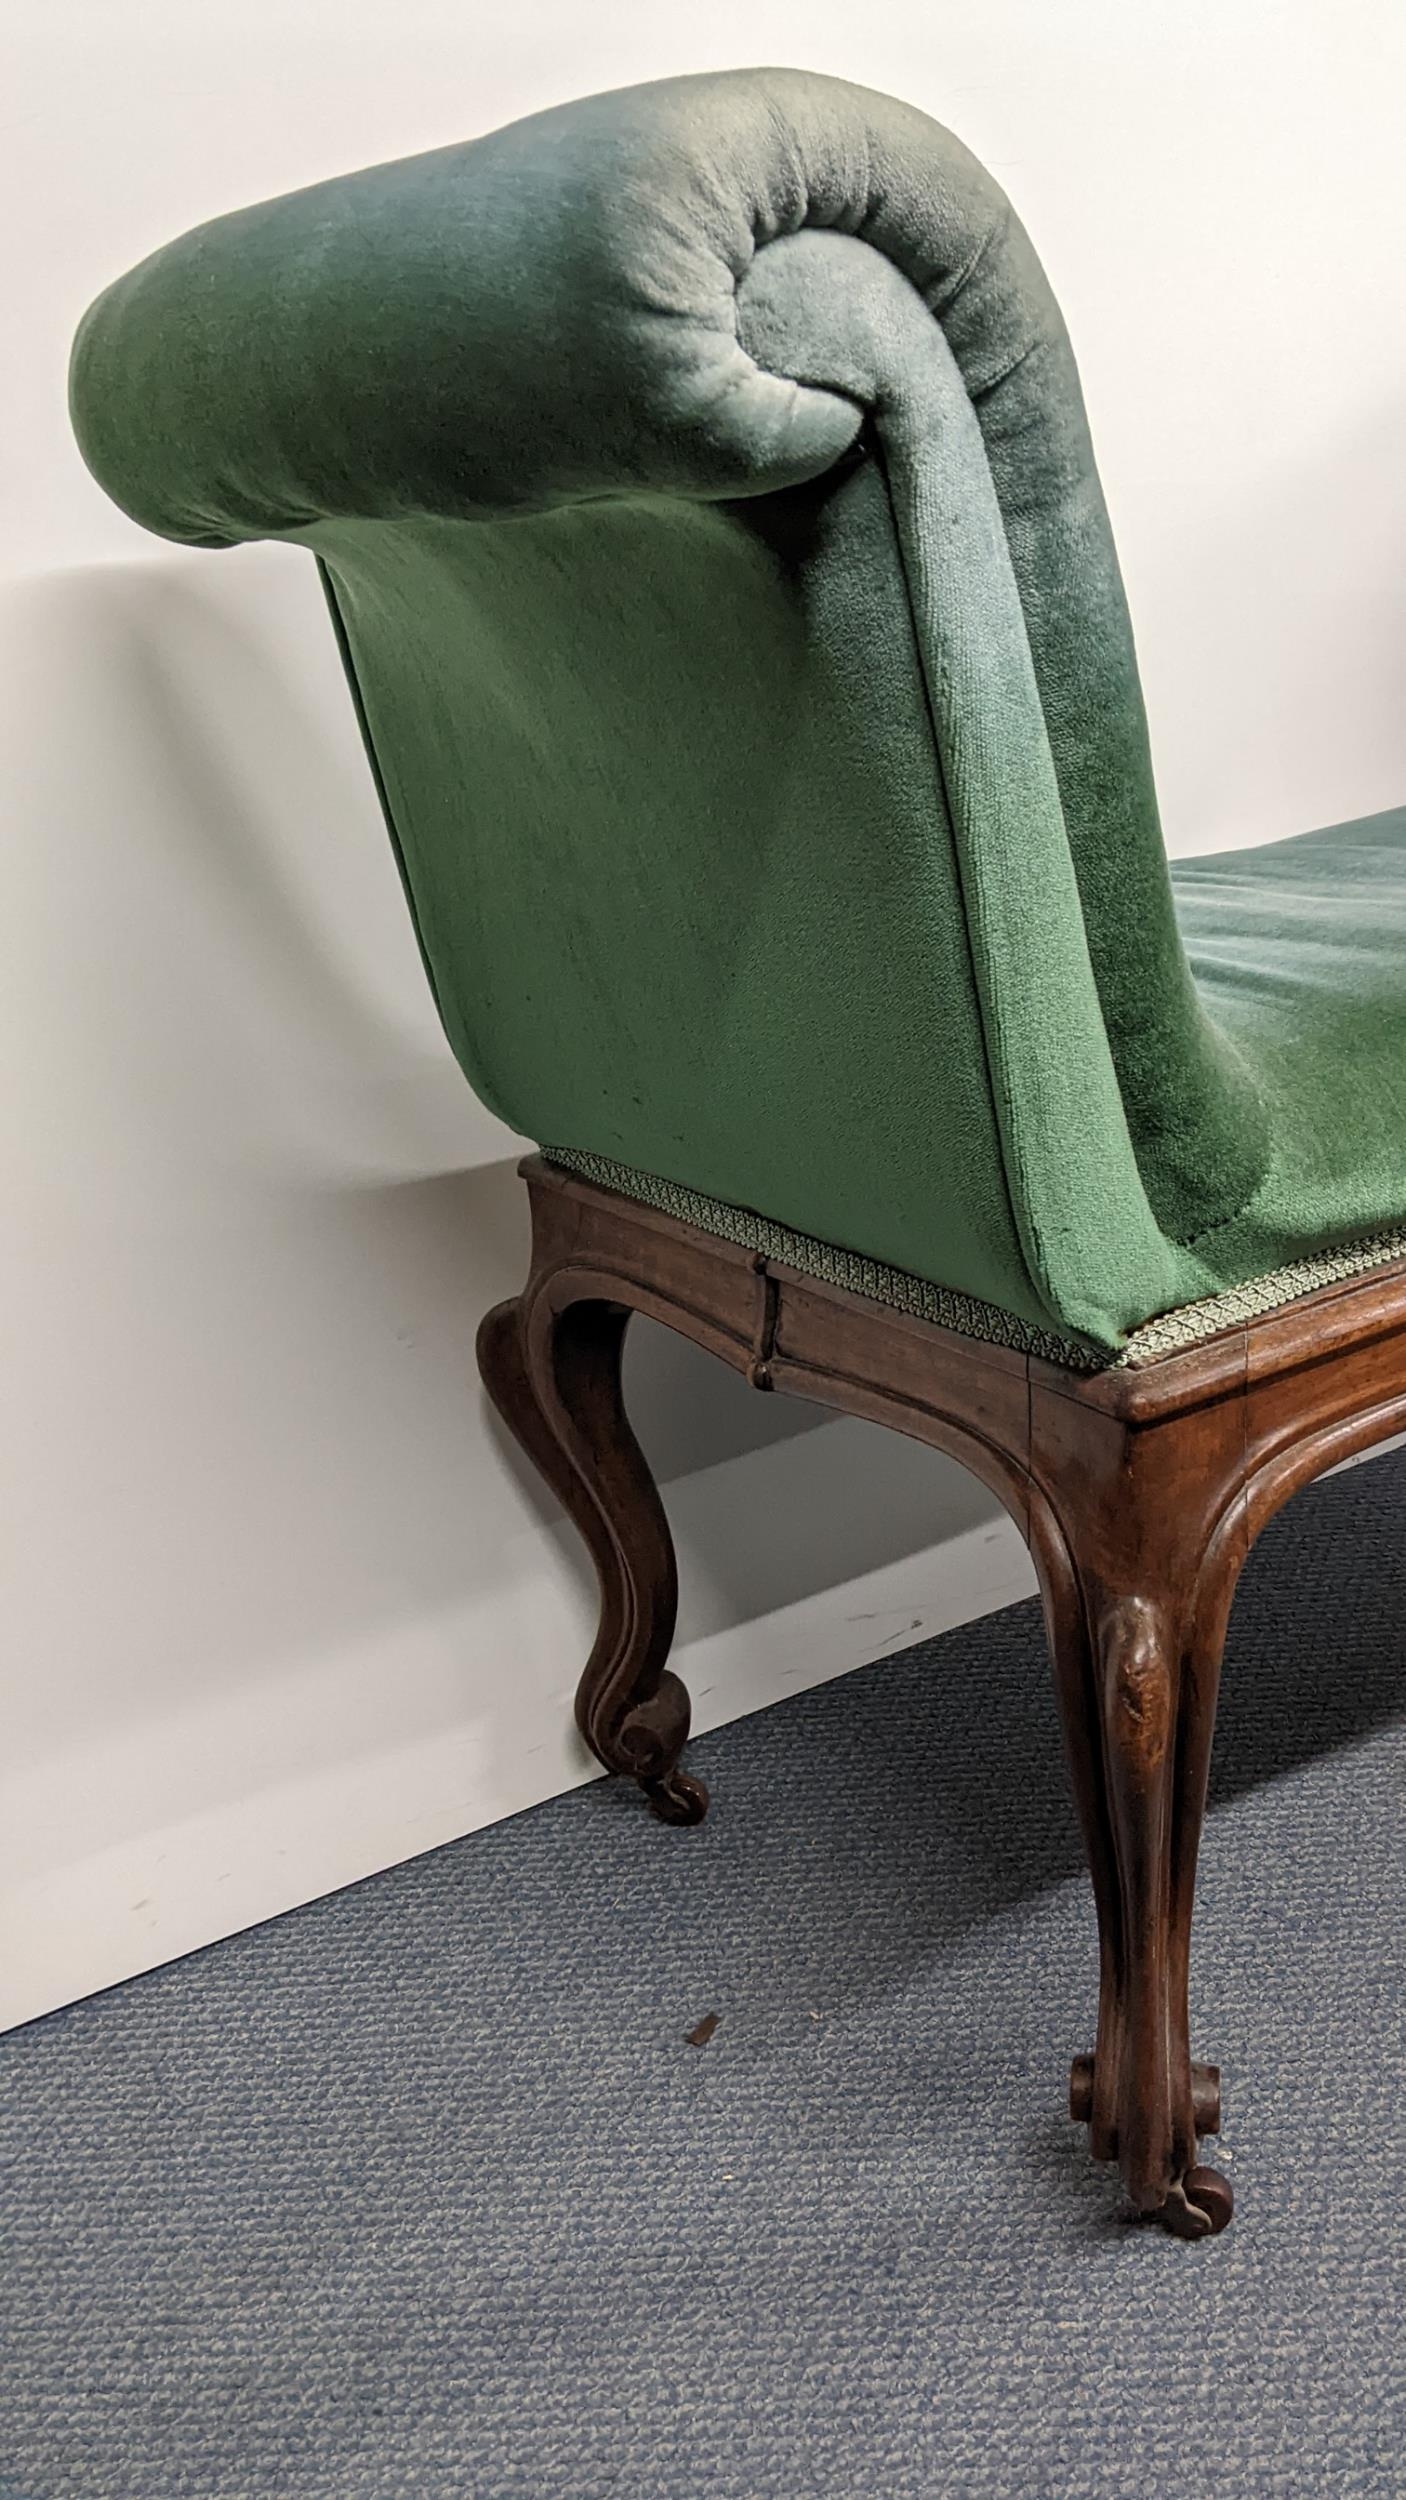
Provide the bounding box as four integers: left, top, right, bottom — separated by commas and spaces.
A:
541, 1149, 1406, 1374
542, 1148, 1105, 1368
1117, 1227, 1406, 1364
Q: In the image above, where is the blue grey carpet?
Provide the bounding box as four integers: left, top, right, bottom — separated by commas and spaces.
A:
3, 1453, 1404, 2500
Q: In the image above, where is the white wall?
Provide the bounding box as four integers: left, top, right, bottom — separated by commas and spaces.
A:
4, 2, 1404, 2030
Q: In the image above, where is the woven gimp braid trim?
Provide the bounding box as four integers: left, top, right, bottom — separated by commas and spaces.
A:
542, 1149, 1406, 1374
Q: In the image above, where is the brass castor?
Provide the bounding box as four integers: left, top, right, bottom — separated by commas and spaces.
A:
642, 1768, 710, 1825
1068, 2054, 1221, 2138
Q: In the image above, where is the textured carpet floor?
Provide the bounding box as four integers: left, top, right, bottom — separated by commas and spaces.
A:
3, 1454, 1405, 2500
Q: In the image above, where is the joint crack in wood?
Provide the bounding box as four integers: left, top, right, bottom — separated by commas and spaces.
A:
748, 1259, 780, 1391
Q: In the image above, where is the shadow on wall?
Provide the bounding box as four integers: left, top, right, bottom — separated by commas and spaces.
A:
47, 547, 838, 1487
4, 548, 986, 1752
334, 1159, 835, 1490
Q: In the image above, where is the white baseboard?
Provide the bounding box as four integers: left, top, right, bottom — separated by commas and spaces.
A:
0, 1420, 1033, 2033
9, 1395, 1395, 2037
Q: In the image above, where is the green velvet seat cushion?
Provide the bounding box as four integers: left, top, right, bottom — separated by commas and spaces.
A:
1170, 805, 1406, 1279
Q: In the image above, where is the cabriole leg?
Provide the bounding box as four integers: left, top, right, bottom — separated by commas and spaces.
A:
477, 1291, 707, 1824
1032, 1397, 1243, 2238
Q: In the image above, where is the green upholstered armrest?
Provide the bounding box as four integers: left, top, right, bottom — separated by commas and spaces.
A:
71, 70, 1090, 545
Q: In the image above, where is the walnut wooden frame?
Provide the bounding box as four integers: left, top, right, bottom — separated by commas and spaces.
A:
479, 1156, 1406, 2239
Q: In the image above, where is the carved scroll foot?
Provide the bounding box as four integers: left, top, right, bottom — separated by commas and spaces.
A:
1069, 2047, 1229, 2234
642, 1766, 711, 1826
477, 1294, 708, 1823
593, 1663, 709, 1824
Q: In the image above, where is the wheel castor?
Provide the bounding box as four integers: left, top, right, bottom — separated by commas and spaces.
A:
1159, 2164, 1234, 2239
642, 1768, 710, 1825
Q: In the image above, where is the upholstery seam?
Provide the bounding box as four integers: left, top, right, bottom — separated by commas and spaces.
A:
863, 426, 1067, 1336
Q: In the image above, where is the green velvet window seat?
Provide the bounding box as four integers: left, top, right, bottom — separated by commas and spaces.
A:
547, 802, 1406, 1372
67, 68, 1406, 1363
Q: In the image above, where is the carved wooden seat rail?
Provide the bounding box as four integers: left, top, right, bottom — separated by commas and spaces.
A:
480, 1156, 1406, 2240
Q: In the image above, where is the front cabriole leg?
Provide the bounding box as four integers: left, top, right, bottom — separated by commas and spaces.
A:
1032, 1382, 1244, 2237
1092, 1590, 1232, 2236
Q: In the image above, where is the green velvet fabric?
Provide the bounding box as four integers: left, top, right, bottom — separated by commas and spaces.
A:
69, 68, 1403, 1350
1171, 807, 1406, 1277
